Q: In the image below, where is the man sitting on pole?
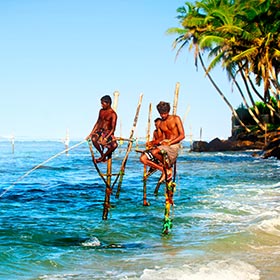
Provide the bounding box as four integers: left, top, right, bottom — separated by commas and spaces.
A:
87, 95, 118, 163
140, 101, 185, 182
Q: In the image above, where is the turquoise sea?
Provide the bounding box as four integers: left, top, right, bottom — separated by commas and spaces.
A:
0, 140, 280, 280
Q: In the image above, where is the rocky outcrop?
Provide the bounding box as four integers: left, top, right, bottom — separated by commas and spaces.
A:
190, 129, 280, 159
262, 137, 280, 159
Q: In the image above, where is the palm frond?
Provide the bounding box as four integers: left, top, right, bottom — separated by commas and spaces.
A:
207, 50, 226, 73
231, 47, 258, 62
166, 27, 187, 36
199, 35, 225, 49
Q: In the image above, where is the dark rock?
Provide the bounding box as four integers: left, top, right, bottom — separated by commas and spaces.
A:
207, 138, 234, 151
191, 141, 208, 152
190, 138, 263, 152
190, 129, 280, 159
261, 136, 280, 159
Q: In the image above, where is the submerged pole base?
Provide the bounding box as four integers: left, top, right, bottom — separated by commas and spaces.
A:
162, 181, 176, 234
102, 201, 110, 220
143, 200, 150, 206
162, 217, 173, 235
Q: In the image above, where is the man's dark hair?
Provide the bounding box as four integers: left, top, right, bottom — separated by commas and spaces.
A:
101, 95, 112, 105
157, 101, 170, 114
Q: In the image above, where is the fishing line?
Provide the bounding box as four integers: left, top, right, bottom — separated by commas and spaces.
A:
0, 139, 86, 198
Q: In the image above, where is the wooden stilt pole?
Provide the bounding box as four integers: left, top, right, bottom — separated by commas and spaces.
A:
112, 91, 120, 111
102, 91, 119, 220
116, 93, 143, 198
118, 121, 123, 146
162, 82, 180, 234
65, 129, 70, 155
162, 180, 176, 234
102, 153, 112, 220
172, 82, 180, 115
183, 105, 190, 125
171, 81, 180, 180
161, 151, 176, 235
143, 103, 152, 206
11, 134, 15, 154
154, 179, 161, 196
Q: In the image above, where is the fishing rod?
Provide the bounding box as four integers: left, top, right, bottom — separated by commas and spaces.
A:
0, 139, 86, 198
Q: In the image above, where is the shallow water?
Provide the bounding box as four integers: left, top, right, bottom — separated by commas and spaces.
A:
0, 140, 280, 280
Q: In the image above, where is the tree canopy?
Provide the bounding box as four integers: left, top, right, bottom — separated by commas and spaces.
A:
168, 0, 280, 132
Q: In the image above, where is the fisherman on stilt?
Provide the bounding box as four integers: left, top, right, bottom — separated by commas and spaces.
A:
140, 101, 185, 183
87, 95, 118, 163
139, 101, 185, 234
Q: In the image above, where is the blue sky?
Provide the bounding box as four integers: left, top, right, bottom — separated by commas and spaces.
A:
0, 0, 242, 142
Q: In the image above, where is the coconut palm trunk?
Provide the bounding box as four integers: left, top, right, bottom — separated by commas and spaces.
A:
198, 53, 251, 133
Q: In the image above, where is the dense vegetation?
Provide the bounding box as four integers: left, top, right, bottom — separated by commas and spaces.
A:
168, 0, 280, 134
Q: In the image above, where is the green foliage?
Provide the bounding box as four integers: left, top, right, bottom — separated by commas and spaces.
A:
235, 104, 254, 125
254, 101, 269, 115
170, 0, 280, 133
236, 98, 280, 127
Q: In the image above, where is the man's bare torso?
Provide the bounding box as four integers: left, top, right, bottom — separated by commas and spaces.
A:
159, 115, 181, 139
97, 108, 116, 132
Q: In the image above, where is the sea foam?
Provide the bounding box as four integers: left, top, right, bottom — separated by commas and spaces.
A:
138, 259, 260, 280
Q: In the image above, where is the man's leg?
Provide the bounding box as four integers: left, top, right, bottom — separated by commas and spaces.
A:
91, 134, 104, 157
140, 153, 172, 183
96, 141, 118, 163
140, 152, 164, 173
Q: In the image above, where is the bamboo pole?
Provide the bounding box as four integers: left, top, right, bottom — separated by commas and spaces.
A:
114, 137, 134, 142
172, 82, 180, 115
118, 120, 123, 146
65, 129, 70, 155
103, 156, 112, 219
161, 151, 176, 235
102, 91, 120, 220
162, 82, 180, 234
112, 91, 120, 111
172, 82, 180, 181
183, 105, 190, 125
162, 181, 176, 234
116, 93, 143, 198
11, 134, 15, 154
143, 103, 152, 206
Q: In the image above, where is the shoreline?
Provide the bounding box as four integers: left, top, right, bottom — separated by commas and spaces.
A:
190, 129, 280, 159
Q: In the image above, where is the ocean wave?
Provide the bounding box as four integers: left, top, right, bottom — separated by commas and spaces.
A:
81, 236, 101, 247
272, 182, 280, 188
257, 216, 280, 237
138, 259, 260, 280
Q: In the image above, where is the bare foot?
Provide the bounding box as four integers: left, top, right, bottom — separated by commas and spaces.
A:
95, 156, 107, 163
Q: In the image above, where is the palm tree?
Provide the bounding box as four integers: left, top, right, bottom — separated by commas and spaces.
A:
167, 0, 252, 131
168, 0, 280, 131
167, 0, 254, 132
235, 0, 280, 119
